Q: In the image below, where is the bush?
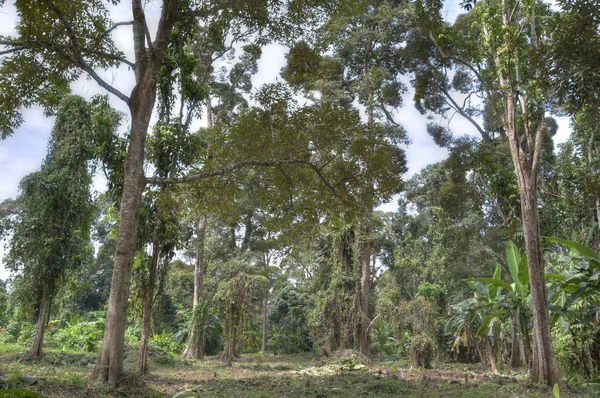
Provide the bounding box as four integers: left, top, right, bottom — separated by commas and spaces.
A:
49, 313, 105, 352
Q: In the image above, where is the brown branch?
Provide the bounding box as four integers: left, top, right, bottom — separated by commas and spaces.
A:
40, 0, 131, 103
0, 39, 135, 69
146, 158, 350, 204
98, 21, 134, 41
145, 159, 308, 184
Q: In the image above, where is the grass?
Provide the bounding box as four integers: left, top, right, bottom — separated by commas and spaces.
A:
0, 343, 596, 397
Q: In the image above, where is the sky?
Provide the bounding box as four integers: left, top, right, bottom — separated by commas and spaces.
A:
0, 1, 570, 274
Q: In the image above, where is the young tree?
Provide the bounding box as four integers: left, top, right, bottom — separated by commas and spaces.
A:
6, 95, 97, 357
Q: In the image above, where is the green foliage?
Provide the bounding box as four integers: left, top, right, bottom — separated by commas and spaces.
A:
370, 321, 396, 359
268, 284, 311, 354
48, 313, 105, 353
0, 0, 121, 136
546, 239, 600, 377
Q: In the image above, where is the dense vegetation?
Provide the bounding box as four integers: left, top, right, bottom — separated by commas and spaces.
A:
0, 0, 599, 396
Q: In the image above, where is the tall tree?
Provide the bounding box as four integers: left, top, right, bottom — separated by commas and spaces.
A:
0, 0, 286, 384
283, 0, 410, 357
551, 0, 600, 244
6, 95, 97, 357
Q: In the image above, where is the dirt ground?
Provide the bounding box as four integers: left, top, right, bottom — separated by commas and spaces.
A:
0, 348, 595, 397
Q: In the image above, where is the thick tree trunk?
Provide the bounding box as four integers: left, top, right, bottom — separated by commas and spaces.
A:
138, 230, 160, 374
91, 112, 148, 384
520, 184, 560, 384
90, 1, 178, 384
358, 239, 371, 359
497, 0, 559, 383
181, 215, 207, 360
261, 288, 268, 352
30, 285, 50, 357
323, 336, 332, 356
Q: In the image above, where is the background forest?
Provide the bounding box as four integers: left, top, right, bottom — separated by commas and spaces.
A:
0, 0, 599, 396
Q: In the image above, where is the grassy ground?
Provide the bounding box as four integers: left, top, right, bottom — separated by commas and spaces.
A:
0, 344, 596, 397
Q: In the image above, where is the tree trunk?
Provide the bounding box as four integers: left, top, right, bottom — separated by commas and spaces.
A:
181, 215, 208, 360
91, 99, 151, 384
486, 337, 499, 374
476, 339, 487, 367
496, 0, 559, 384
30, 284, 50, 357
261, 287, 268, 352
138, 229, 160, 374
90, 1, 178, 383
323, 336, 332, 356
510, 317, 527, 368
520, 185, 560, 384
359, 239, 371, 359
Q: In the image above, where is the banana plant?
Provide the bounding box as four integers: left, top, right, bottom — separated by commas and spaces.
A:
468, 241, 530, 338
544, 238, 600, 378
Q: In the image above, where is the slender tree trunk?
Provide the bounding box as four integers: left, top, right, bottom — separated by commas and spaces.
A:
261, 288, 268, 352
359, 238, 371, 359
181, 215, 208, 359
91, 98, 152, 384
486, 337, 499, 374
138, 229, 160, 374
30, 285, 50, 357
476, 340, 487, 367
596, 197, 600, 231
511, 317, 527, 368
323, 336, 332, 356
91, 1, 177, 382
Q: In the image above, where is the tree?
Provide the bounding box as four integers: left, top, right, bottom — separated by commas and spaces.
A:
550, 0, 600, 246
0, 0, 288, 384
283, 0, 411, 357
6, 95, 97, 357
480, 0, 559, 384
0, 0, 180, 383
415, 0, 560, 384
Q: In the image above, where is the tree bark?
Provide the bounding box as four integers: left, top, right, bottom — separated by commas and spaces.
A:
261, 287, 268, 352
358, 239, 372, 359
30, 284, 50, 357
91, 0, 178, 385
510, 316, 527, 368
486, 337, 499, 374
520, 183, 559, 384
181, 214, 208, 360
138, 229, 160, 374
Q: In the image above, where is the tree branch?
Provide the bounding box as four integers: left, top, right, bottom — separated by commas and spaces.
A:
146, 158, 351, 204
40, 0, 131, 103
98, 21, 134, 41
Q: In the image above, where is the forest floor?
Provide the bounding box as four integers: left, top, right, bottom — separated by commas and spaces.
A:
0, 344, 596, 397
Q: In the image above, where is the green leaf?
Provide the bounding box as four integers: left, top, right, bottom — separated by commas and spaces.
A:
476, 310, 507, 338
518, 254, 529, 286
506, 241, 521, 284
545, 273, 565, 282
488, 264, 502, 299
563, 286, 589, 309
469, 277, 512, 291
553, 383, 560, 398
20, 376, 39, 386
546, 237, 600, 261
